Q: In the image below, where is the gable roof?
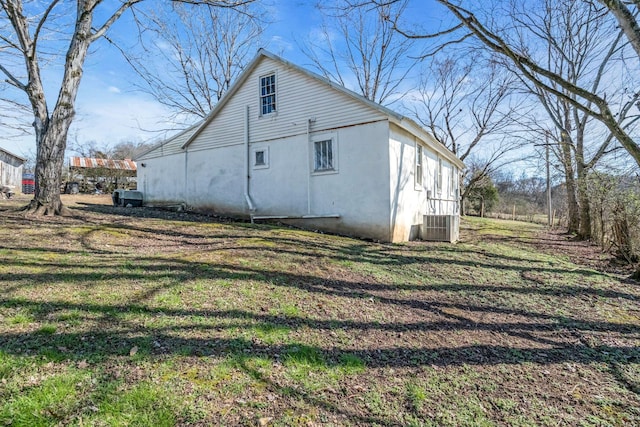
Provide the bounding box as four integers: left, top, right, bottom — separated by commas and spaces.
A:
0, 146, 26, 163
160, 49, 463, 169
134, 121, 202, 160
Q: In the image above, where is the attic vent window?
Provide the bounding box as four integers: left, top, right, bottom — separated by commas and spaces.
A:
260, 73, 276, 115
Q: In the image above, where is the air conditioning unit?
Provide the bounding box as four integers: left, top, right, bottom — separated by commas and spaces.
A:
421, 215, 459, 242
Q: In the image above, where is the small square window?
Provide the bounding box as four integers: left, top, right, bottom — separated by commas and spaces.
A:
314, 139, 334, 171
252, 147, 269, 169
255, 150, 266, 166
260, 74, 276, 115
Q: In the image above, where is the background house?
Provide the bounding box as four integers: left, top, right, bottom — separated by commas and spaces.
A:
136, 50, 464, 242
0, 147, 25, 194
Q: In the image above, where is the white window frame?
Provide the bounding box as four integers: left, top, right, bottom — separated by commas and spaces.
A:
435, 157, 443, 194
259, 72, 277, 116
449, 163, 456, 197
252, 146, 269, 170
311, 133, 338, 175
415, 143, 423, 189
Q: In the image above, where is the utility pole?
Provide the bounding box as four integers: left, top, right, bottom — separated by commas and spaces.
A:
536, 135, 553, 227
544, 134, 552, 227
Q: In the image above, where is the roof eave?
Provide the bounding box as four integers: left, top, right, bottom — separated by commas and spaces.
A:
390, 117, 466, 170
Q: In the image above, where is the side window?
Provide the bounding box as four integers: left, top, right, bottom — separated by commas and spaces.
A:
415, 144, 423, 187
314, 139, 334, 171
260, 73, 276, 115
252, 147, 269, 169
449, 164, 455, 197
435, 157, 443, 194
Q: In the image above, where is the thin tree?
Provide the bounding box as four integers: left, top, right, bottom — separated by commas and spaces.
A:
302, 0, 416, 105
434, 0, 640, 167
371, 0, 640, 167
413, 54, 523, 215
507, 0, 634, 238
0, 0, 253, 215
120, 2, 264, 119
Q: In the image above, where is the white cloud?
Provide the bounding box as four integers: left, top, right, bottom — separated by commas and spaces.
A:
108, 86, 121, 93
267, 35, 293, 55
70, 92, 180, 148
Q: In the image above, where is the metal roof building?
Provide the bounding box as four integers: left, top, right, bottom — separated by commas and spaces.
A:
69, 157, 137, 172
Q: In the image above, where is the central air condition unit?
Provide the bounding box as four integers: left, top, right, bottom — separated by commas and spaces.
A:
421, 215, 459, 242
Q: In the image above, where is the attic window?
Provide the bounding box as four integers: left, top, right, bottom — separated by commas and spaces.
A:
260, 73, 276, 115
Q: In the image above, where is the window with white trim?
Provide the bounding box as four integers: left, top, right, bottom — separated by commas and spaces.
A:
415, 144, 423, 187
314, 139, 334, 171
435, 158, 443, 194
449, 164, 455, 196
252, 147, 269, 169
260, 73, 276, 115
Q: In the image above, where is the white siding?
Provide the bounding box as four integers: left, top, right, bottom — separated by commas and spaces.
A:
136, 52, 462, 242
188, 57, 388, 152
138, 125, 199, 160
0, 150, 24, 192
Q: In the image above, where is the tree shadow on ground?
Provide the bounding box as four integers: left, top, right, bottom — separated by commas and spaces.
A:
1, 206, 639, 424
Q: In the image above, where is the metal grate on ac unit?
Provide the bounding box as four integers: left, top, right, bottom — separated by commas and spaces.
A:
421, 215, 459, 243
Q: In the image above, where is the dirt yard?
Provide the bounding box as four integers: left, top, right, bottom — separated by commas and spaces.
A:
0, 195, 638, 426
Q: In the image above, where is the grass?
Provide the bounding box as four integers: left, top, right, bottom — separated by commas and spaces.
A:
0, 195, 639, 425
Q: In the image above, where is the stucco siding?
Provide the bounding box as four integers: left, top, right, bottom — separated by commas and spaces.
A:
290, 121, 391, 241
185, 145, 246, 214
136, 51, 462, 242
389, 123, 460, 242
137, 152, 187, 204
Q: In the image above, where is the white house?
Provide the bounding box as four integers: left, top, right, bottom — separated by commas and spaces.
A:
136, 49, 464, 242
0, 147, 25, 194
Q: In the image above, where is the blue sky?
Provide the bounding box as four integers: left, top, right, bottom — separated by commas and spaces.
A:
0, 0, 447, 161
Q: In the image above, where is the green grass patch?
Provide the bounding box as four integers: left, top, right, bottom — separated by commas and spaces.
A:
1, 203, 639, 426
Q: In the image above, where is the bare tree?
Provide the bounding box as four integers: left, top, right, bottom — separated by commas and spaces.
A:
413, 54, 524, 214
302, 0, 416, 105
599, 0, 640, 58
0, 0, 254, 215
121, 2, 265, 119
369, 0, 640, 167
501, 0, 634, 238
432, 0, 640, 168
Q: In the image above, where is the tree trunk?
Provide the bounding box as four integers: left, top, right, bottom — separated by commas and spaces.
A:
18, 1, 95, 215
560, 133, 580, 234
25, 125, 70, 215
576, 177, 591, 240
575, 124, 591, 240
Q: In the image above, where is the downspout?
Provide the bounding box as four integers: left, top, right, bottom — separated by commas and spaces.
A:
244, 105, 256, 221
184, 149, 188, 208
306, 117, 316, 215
